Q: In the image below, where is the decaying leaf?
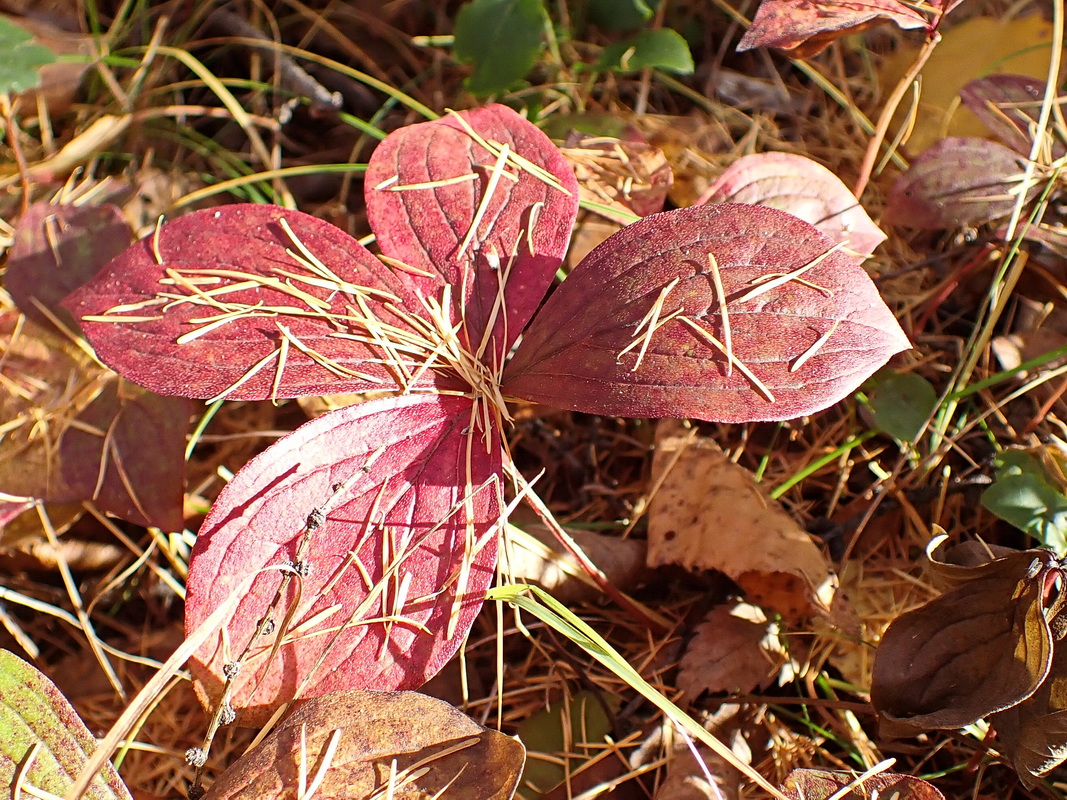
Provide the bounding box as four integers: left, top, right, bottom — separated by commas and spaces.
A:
677, 603, 786, 698
697, 152, 886, 257
202, 689, 524, 800
504, 204, 910, 423
885, 137, 1041, 229
781, 767, 945, 799
871, 539, 1064, 737
185, 394, 501, 725
0, 649, 133, 800
736, 0, 930, 58
646, 421, 835, 620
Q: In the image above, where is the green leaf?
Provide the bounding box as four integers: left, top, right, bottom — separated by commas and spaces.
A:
0, 649, 132, 800
0, 17, 58, 94
982, 472, 1067, 554
868, 371, 938, 442
454, 0, 547, 97
518, 690, 615, 793
595, 27, 694, 74
587, 0, 657, 31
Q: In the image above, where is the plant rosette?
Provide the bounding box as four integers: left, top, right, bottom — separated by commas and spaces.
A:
64, 105, 909, 724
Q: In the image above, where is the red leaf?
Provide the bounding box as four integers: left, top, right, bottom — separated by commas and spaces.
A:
6, 202, 132, 329
960, 75, 1062, 159
63, 204, 429, 401
365, 105, 579, 365
885, 137, 1037, 229
697, 152, 886, 257
184, 393, 501, 725
503, 204, 909, 423
736, 0, 929, 57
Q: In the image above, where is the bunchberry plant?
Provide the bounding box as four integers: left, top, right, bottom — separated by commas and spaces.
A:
64, 105, 908, 727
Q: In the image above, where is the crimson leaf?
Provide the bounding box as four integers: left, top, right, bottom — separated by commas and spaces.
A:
365, 105, 579, 365
503, 204, 909, 422
63, 204, 428, 401
184, 393, 501, 724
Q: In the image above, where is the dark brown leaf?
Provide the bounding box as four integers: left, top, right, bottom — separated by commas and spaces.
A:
201, 689, 524, 800
871, 548, 1058, 735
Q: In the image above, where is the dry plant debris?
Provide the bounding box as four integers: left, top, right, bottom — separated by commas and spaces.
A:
0, 1, 1065, 799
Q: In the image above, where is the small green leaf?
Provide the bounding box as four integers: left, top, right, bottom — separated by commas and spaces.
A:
982, 472, 1067, 554
868, 371, 938, 442
0, 17, 58, 94
0, 650, 132, 800
454, 0, 547, 97
596, 27, 694, 74
587, 0, 657, 31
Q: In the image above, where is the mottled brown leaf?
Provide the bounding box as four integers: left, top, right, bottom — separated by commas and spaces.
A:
782, 767, 945, 799
202, 689, 524, 800
5, 202, 132, 328
872, 547, 1059, 735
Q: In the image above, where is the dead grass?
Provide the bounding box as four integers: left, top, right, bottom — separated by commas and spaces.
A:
1, 0, 1065, 798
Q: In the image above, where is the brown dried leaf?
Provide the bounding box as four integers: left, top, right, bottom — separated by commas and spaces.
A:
871, 547, 1059, 736
646, 421, 835, 621
677, 603, 786, 698
781, 768, 945, 799
202, 690, 524, 800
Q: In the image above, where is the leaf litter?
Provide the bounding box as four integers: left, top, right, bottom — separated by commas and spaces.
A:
3, 3, 1067, 800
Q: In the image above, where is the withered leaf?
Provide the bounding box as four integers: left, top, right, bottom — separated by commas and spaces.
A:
202, 689, 524, 800
872, 546, 1060, 736
781, 767, 945, 799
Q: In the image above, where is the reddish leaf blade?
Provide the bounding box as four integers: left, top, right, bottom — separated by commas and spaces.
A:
6, 202, 132, 329
365, 105, 579, 364
0, 649, 133, 800
202, 689, 525, 800
698, 152, 886, 258
960, 75, 1063, 159
885, 137, 1038, 229
63, 204, 429, 401
185, 394, 501, 725
736, 0, 929, 57
503, 204, 909, 423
